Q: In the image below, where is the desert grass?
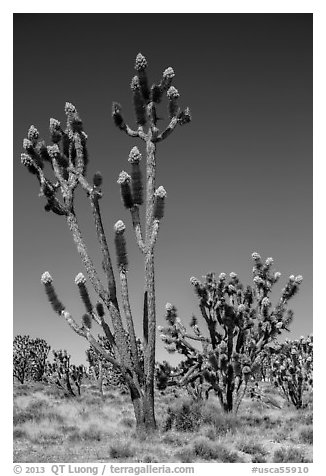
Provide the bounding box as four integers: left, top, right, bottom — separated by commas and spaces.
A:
13, 381, 313, 463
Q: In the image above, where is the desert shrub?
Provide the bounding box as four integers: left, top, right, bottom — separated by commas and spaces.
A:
300, 411, 313, 425
13, 428, 27, 439
237, 441, 267, 456
273, 446, 310, 463
30, 429, 63, 445
174, 447, 194, 463
120, 417, 135, 427
59, 424, 78, 433
273, 428, 291, 443
192, 437, 220, 460
42, 412, 65, 424
142, 455, 159, 463
109, 441, 135, 459
201, 403, 237, 435
192, 437, 240, 462
241, 411, 282, 429
80, 425, 102, 441
164, 399, 202, 432
252, 454, 267, 463
161, 432, 188, 446
298, 426, 313, 444
199, 424, 217, 440
13, 384, 30, 396
13, 409, 42, 425
104, 391, 117, 400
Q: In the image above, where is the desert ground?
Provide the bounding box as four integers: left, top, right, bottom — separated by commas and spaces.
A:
13, 381, 312, 463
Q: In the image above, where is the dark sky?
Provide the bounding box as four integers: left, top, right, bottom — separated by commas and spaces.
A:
14, 13, 312, 366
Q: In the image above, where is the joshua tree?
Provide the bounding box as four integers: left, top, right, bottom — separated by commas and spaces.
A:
268, 335, 313, 408
13, 335, 50, 384
20, 53, 190, 430
159, 253, 303, 413
45, 349, 85, 397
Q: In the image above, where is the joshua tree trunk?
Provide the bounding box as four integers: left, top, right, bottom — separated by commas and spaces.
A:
143, 137, 157, 428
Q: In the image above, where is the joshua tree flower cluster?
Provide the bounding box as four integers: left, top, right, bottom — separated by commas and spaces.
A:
21, 53, 190, 430
45, 349, 85, 397
268, 335, 313, 408
13, 335, 50, 384
159, 253, 303, 413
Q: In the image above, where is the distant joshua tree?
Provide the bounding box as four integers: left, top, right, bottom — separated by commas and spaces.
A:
45, 349, 85, 397
13, 335, 50, 384
21, 53, 190, 430
159, 253, 303, 413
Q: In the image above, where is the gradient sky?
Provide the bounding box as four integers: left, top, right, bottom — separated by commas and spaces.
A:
14, 13, 312, 366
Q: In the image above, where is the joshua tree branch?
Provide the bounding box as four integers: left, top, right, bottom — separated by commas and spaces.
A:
66, 212, 110, 302
179, 336, 200, 354
60, 309, 136, 387
130, 206, 146, 253
179, 363, 200, 386
149, 220, 160, 249
61, 310, 87, 337
66, 211, 132, 369
119, 269, 143, 379
184, 333, 211, 343
90, 192, 117, 300
119, 123, 144, 139
155, 117, 178, 142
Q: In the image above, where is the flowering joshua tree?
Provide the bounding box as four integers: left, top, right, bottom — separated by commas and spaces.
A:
159, 253, 303, 413
20, 53, 190, 430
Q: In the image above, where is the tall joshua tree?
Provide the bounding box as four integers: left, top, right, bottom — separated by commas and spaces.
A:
20, 53, 191, 430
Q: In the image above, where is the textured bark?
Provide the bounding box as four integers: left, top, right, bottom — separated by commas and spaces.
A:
90, 193, 117, 300
66, 212, 132, 370
130, 206, 146, 253
143, 137, 157, 429
119, 269, 143, 379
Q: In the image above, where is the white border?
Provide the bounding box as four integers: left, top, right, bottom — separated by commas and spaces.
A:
4, 2, 324, 474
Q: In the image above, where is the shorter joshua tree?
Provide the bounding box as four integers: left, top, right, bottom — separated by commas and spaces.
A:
13, 335, 51, 384
269, 335, 313, 409
159, 252, 303, 413
45, 349, 85, 397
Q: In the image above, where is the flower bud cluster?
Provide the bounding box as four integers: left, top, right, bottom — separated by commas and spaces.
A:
41, 271, 53, 284
155, 186, 167, 198
114, 220, 126, 234
135, 53, 147, 71
75, 273, 86, 285
117, 171, 131, 184
167, 86, 180, 99
128, 146, 142, 164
